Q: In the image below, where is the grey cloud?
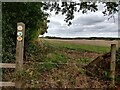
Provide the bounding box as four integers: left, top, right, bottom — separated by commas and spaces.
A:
51, 21, 61, 26
48, 20, 61, 29
73, 14, 105, 25
45, 9, 118, 38
96, 25, 106, 30
47, 19, 117, 37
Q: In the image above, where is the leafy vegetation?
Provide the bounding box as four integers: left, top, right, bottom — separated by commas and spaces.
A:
2, 2, 48, 62
78, 58, 94, 64
116, 48, 120, 85
116, 48, 120, 64
43, 2, 119, 25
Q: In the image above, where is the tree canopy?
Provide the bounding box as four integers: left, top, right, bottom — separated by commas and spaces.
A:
2, 2, 48, 62
43, 1, 119, 25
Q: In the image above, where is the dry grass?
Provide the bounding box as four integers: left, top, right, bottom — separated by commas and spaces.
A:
45, 39, 118, 47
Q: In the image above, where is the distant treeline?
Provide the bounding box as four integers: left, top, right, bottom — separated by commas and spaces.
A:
42, 36, 120, 40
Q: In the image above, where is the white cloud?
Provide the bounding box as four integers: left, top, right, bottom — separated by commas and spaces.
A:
44, 3, 118, 38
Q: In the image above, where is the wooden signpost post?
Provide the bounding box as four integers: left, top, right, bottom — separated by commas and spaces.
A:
15, 22, 25, 88
110, 44, 116, 88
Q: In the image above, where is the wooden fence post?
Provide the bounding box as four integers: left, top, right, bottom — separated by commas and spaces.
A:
110, 44, 116, 88
15, 22, 25, 88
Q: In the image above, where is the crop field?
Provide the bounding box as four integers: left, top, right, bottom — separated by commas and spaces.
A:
44, 39, 118, 53
45, 38, 118, 47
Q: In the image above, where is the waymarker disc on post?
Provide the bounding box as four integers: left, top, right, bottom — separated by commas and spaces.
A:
17, 26, 23, 31
17, 32, 23, 36
17, 36, 23, 41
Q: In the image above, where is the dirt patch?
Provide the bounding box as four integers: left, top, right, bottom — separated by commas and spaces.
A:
59, 50, 103, 59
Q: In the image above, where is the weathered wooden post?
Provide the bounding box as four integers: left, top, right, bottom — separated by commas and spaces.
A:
15, 22, 25, 88
110, 44, 116, 88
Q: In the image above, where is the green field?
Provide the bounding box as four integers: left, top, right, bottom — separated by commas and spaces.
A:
36, 39, 111, 72
44, 39, 111, 53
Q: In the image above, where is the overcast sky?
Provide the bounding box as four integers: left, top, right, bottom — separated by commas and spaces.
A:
43, 2, 118, 38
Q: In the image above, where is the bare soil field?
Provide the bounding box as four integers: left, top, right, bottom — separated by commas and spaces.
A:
48, 39, 119, 47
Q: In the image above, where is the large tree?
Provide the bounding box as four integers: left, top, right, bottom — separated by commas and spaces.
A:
2, 2, 48, 62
